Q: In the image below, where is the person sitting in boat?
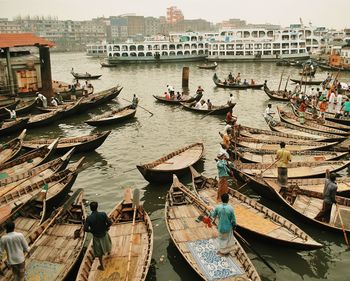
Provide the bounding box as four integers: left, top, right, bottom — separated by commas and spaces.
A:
214, 62, 218, 66
243, 79, 249, 85
236, 73, 241, 84
4, 108, 16, 120
201, 100, 208, 110
55, 92, 63, 104
223, 79, 228, 85
35, 92, 48, 108
176, 92, 182, 100
226, 111, 233, 124
227, 94, 235, 106
164, 92, 170, 100
251, 79, 255, 85
167, 85, 175, 98
196, 86, 204, 95
264, 104, 275, 120
207, 99, 212, 110
195, 100, 202, 109
51, 97, 58, 107
228, 72, 233, 81
314, 170, 338, 223
131, 94, 139, 109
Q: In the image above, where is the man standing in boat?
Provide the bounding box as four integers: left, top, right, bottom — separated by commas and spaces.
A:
216, 150, 231, 202
84, 201, 112, 271
315, 170, 338, 223
0, 221, 30, 281
275, 141, 291, 187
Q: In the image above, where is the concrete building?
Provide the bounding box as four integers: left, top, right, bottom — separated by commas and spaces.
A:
127, 16, 145, 36
109, 16, 128, 41
145, 17, 161, 36
0, 18, 21, 34
168, 19, 213, 33
166, 6, 184, 24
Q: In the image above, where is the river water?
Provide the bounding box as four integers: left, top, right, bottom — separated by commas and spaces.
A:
32, 52, 350, 280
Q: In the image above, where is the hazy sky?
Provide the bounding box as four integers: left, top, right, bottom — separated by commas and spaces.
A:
1, 0, 348, 29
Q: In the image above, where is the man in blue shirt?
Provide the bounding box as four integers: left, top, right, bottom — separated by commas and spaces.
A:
210, 193, 237, 255
84, 201, 112, 270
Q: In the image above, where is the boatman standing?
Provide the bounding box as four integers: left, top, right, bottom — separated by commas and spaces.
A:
84, 201, 112, 271
275, 141, 291, 187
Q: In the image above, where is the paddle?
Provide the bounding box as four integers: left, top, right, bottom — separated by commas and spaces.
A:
175, 182, 276, 274
125, 188, 141, 281
123, 167, 138, 173
122, 98, 154, 116
200, 107, 223, 119
284, 75, 290, 92
278, 69, 285, 92
335, 204, 350, 248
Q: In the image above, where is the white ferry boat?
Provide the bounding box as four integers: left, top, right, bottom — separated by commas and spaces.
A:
86, 41, 107, 57
206, 27, 310, 62
106, 32, 208, 64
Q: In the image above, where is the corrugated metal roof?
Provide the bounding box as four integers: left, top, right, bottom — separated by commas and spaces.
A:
0, 33, 54, 48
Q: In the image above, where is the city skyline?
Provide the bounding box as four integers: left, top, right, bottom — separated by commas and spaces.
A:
1, 0, 349, 29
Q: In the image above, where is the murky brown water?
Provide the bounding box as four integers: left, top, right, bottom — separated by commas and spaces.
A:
24, 52, 350, 280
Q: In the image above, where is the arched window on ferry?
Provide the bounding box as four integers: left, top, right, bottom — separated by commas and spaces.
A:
108, 46, 112, 51
191, 36, 197, 41
113, 46, 120, 51
147, 45, 152, 51
184, 50, 190, 55
252, 31, 258, 38
198, 50, 204, 55
191, 43, 197, 49
122, 53, 128, 57
236, 44, 243, 50
184, 44, 190, 50
259, 31, 265, 37
273, 43, 280, 49
169, 44, 175, 50
212, 51, 218, 56
305, 30, 312, 37
282, 35, 289, 41
153, 45, 160, 50
198, 43, 203, 48
162, 45, 168, 50
291, 49, 298, 54
263, 43, 271, 49
204, 50, 208, 55
191, 50, 197, 55
219, 44, 225, 50
169, 51, 176, 56
130, 52, 137, 57
226, 44, 233, 50
236, 31, 242, 38
177, 44, 183, 49
282, 43, 289, 49
212, 44, 218, 50
267, 31, 273, 37
244, 31, 250, 38
122, 45, 128, 51
130, 45, 136, 51
198, 36, 203, 41
263, 50, 271, 55
177, 51, 183, 56
299, 49, 305, 53
245, 44, 253, 50
205, 43, 209, 48
138, 52, 145, 57
255, 43, 262, 50
273, 50, 281, 55
313, 39, 318, 45
220, 51, 225, 56
162, 51, 168, 56
109, 53, 112, 57
227, 51, 234, 56
282, 50, 289, 54
291, 43, 298, 49
138, 45, 144, 51
236, 51, 244, 56
306, 39, 312, 45
146, 52, 152, 56
246, 51, 253, 56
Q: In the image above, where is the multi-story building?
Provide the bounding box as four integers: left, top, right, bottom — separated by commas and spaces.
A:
109, 16, 128, 41
168, 19, 213, 33
127, 16, 145, 36
0, 18, 21, 33
166, 6, 184, 24
145, 17, 161, 36
217, 19, 246, 29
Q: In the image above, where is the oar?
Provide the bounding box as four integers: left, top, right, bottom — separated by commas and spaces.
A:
122, 98, 154, 116
123, 167, 138, 173
277, 69, 285, 92
335, 204, 350, 248
259, 158, 279, 176
234, 231, 277, 273
175, 183, 276, 273
200, 107, 223, 119
284, 75, 290, 91
125, 188, 141, 281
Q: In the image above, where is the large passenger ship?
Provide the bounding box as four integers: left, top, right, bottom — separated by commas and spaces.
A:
86, 41, 107, 57
106, 32, 208, 64
206, 27, 310, 62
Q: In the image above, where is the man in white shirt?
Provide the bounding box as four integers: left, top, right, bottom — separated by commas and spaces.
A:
227, 94, 235, 105
328, 91, 336, 112
0, 221, 29, 281
35, 92, 48, 107
195, 100, 202, 109
264, 104, 275, 118
201, 100, 208, 110
51, 97, 58, 107
335, 93, 343, 114
167, 85, 175, 97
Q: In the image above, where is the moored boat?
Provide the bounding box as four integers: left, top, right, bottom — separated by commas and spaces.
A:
290, 78, 322, 85
263, 84, 291, 101
0, 117, 29, 137
37, 98, 83, 118
190, 166, 322, 250
22, 131, 111, 154
197, 63, 218, 69
165, 175, 261, 281
137, 142, 204, 183
27, 110, 63, 128
213, 73, 264, 89
76, 188, 153, 281
85, 104, 136, 126
0, 129, 26, 165
71, 69, 102, 80
153, 94, 194, 105
181, 101, 235, 115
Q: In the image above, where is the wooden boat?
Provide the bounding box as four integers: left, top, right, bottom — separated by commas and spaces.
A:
0, 189, 86, 280
23, 131, 111, 154
290, 103, 350, 131
137, 142, 204, 183
15, 99, 37, 115
235, 147, 348, 164
100, 61, 118, 67
76, 188, 153, 281
233, 160, 350, 179
290, 78, 322, 85
190, 166, 322, 250
265, 118, 346, 142
165, 175, 261, 281
27, 110, 63, 128
181, 102, 235, 115
298, 69, 316, 76
0, 138, 58, 176
153, 94, 193, 105
0, 117, 29, 136
263, 179, 350, 234
213, 73, 264, 89
263, 84, 290, 101
71, 70, 102, 80
237, 125, 319, 142
0, 100, 19, 116
0, 149, 74, 192
0, 129, 26, 165
197, 63, 217, 70
277, 107, 350, 136
0, 157, 84, 224
37, 98, 83, 118
85, 104, 136, 126
304, 107, 350, 126
231, 136, 338, 152
319, 63, 350, 72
